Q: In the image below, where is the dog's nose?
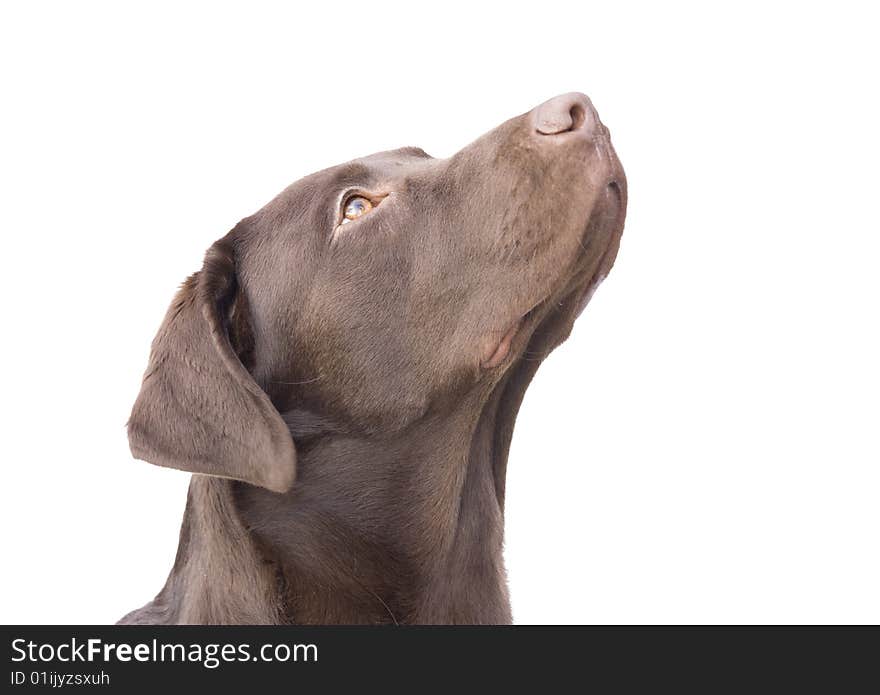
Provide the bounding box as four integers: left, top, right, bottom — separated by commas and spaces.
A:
533, 92, 597, 136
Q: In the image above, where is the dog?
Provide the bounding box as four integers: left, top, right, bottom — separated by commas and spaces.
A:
120, 92, 627, 624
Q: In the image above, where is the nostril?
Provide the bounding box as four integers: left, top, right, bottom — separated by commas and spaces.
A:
568, 103, 586, 132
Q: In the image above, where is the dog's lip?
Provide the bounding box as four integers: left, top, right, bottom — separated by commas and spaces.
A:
481, 298, 548, 372
480, 317, 523, 369
481, 242, 609, 369
480, 296, 548, 369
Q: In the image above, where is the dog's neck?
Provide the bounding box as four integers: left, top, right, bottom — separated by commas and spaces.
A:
233, 366, 537, 624
119, 360, 543, 626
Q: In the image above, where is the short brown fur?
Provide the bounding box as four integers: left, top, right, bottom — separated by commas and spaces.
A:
120, 93, 626, 625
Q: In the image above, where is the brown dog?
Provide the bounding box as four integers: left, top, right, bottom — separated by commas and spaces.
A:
120, 92, 626, 624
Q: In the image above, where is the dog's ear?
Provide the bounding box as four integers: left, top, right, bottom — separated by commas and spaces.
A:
127, 235, 296, 493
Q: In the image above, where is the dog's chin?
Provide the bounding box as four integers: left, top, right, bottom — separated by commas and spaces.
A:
571, 181, 625, 317
573, 246, 612, 319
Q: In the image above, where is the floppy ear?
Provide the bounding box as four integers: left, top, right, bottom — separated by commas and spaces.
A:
127, 236, 296, 493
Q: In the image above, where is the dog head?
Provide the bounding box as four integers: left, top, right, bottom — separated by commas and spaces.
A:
127, 92, 626, 492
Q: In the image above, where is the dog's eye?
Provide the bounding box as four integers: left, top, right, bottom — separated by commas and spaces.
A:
341, 196, 373, 225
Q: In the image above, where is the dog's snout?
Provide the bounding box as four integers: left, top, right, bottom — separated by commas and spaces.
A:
533, 92, 596, 136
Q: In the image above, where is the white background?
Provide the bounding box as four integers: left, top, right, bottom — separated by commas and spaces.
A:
1, 2, 877, 624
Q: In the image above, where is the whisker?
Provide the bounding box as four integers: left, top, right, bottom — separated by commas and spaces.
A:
270, 375, 324, 385
356, 579, 399, 626
523, 351, 552, 360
